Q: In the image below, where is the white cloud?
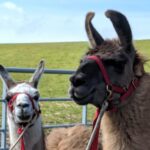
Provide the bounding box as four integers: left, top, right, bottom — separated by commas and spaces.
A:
0, 1, 149, 43
1, 1, 24, 13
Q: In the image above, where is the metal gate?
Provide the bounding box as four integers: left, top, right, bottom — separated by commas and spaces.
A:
0, 67, 88, 150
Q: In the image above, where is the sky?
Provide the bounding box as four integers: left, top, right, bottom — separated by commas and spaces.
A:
0, 0, 149, 43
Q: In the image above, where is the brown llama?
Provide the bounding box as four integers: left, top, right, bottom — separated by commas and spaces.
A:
47, 10, 149, 150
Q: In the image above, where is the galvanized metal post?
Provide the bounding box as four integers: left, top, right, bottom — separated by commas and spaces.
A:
1, 82, 7, 149
82, 105, 87, 125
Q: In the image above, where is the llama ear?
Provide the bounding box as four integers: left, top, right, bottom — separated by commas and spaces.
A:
85, 12, 104, 49
105, 10, 133, 51
0, 65, 16, 89
29, 60, 45, 88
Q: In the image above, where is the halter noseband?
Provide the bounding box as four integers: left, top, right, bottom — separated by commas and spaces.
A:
86, 55, 140, 150
8, 92, 41, 115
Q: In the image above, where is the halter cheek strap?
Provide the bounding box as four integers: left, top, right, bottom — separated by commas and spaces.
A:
86, 55, 140, 150
86, 55, 127, 94
8, 94, 19, 112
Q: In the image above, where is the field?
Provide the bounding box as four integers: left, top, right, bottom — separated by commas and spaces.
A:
0, 40, 150, 125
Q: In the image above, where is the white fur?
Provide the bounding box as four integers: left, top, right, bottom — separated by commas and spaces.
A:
9, 83, 38, 95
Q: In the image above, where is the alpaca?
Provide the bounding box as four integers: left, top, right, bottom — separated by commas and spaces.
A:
47, 10, 149, 150
0, 60, 45, 150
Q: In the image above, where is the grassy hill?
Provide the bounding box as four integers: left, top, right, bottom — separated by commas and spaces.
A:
0, 40, 150, 125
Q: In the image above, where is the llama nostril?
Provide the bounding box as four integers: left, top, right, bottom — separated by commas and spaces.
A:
17, 103, 29, 109
74, 77, 86, 87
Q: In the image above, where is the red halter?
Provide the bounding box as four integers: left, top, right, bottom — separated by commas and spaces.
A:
8, 92, 40, 113
8, 92, 41, 150
86, 55, 140, 150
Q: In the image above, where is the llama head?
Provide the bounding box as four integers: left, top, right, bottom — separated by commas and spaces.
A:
70, 10, 144, 108
0, 60, 44, 125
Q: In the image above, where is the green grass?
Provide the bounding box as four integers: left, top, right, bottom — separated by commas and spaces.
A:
0, 42, 95, 125
0, 40, 150, 125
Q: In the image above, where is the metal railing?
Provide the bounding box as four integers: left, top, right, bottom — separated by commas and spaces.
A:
0, 67, 88, 150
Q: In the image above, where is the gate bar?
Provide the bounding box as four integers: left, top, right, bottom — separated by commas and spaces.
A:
1, 82, 7, 149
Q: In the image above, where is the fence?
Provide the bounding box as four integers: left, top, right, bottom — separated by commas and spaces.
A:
0, 67, 88, 150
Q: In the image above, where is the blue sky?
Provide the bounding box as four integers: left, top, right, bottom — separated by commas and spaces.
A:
0, 0, 149, 43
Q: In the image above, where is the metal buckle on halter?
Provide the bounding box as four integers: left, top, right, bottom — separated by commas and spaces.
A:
123, 86, 128, 91
106, 85, 113, 101
131, 79, 137, 89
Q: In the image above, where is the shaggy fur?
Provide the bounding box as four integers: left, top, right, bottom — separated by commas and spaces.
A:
46, 125, 93, 150
101, 73, 150, 150
46, 53, 148, 150
46, 10, 149, 150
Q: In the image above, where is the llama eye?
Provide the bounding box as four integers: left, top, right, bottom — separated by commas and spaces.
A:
114, 62, 125, 73
33, 95, 39, 101
103, 59, 126, 74
5, 94, 12, 102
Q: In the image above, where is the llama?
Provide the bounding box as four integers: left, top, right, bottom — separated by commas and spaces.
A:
0, 60, 45, 150
47, 10, 149, 150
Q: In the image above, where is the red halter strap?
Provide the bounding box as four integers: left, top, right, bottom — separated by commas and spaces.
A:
86, 55, 127, 94
17, 127, 25, 150
90, 108, 100, 150
86, 55, 140, 150
8, 92, 39, 114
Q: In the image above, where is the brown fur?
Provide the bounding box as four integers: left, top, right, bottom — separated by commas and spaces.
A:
46, 125, 92, 150
101, 73, 150, 150
86, 39, 121, 56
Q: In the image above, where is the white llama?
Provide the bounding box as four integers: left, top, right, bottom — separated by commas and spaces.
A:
0, 60, 45, 150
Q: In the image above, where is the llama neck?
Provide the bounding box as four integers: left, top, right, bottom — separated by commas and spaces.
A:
7, 110, 45, 150
101, 73, 150, 150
